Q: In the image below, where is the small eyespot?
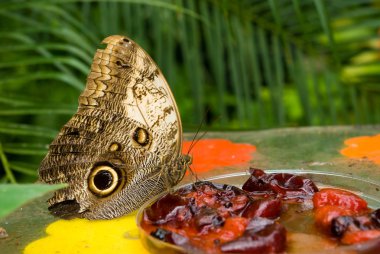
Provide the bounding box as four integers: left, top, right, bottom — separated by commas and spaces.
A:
88, 165, 119, 197
119, 38, 130, 45
132, 127, 150, 147
116, 60, 130, 68
109, 142, 121, 152
67, 130, 79, 136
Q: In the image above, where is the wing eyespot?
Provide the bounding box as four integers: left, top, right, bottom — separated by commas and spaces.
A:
88, 165, 120, 197
132, 127, 150, 147
67, 130, 80, 136
116, 60, 130, 68
109, 142, 121, 152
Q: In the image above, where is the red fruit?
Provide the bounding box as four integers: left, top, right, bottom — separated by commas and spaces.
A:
243, 169, 319, 201
217, 217, 249, 243
220, 218, 287, 253
241, 199, 282, 220
331, 208, 380, 237
313, 188, 368, 212
341, 230, 380, 244
314, 205, 353, 232
143, 193, 191, 225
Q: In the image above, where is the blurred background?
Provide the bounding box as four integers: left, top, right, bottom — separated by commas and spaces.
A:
0, 0, 379, 183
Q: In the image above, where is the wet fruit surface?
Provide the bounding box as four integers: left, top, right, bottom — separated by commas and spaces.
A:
314, 205, 353, 232
242, 169, 319, 201
141, 169, 380, 253
313, 187, 380, 245
220, 218, 286, 253
142, 181, 286, 253
313, 188, 368, 212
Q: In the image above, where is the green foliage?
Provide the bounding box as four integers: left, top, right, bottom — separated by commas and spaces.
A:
0, 183, 65, 218
0, 0, 379, 182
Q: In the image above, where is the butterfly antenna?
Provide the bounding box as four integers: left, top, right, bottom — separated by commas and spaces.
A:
191, 130, 209, 152
187, 108, 210, 154
187, 164, 200, 183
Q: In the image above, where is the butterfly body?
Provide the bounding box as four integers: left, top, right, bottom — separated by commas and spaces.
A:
39, 35, 189, 219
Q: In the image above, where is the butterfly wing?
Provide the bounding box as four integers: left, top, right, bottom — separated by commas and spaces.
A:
39, 35, 187, 219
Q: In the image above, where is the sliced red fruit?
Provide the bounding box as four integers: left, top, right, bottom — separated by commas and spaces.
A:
220, 218, 287, 253
331, 208, 380, 237
241, 198, 282, 220
313, 188, 368, 212
243, 169, 319, 201
314, 205, 353, 233
341, 230, 380, 244
216, 216, 249, 243
143, 192, 191, 227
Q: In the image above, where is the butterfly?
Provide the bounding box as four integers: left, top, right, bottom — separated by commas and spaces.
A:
38, 35, 191, 219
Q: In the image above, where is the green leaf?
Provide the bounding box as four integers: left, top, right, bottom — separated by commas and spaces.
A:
10, 161, 38, 177
0, 57, 89, 75
0, 122, 57, 139
313, 0, 340, 67
0, 107, 75, 116
2, 143, 48, 156
0, 183, 65, 218
0, 143, 16, 183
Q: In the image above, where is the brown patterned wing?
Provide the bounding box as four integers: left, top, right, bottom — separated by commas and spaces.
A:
38, 35, 188, 219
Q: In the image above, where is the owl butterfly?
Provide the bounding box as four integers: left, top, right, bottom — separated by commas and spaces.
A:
39, 35, 191, 220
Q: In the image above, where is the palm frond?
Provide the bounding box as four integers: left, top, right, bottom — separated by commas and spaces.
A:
0, 0, 379, 182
